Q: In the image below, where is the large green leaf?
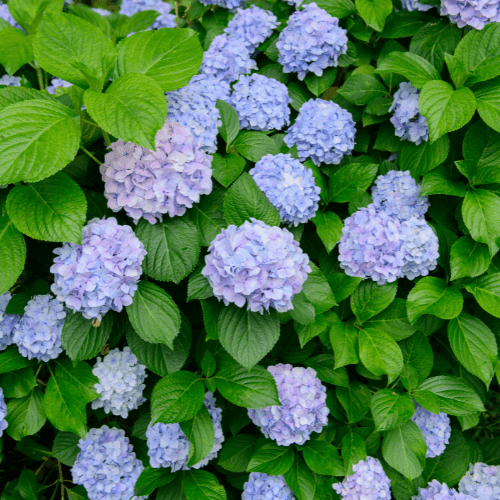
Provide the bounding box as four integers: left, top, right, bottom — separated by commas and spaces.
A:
356, 0, 392, 31
8, 0, 63, 34
327, 163, 379, 203
134, 467, 176, 496
0, 27, 33, 76
284, 455, 316, 500
399, 134, 450, 178
465, 273, 500, 318
180, 405, 216, 467
336, 381, 372, 423
303, 441, 344, 476
450, 236, 491, 280
183, 470, 226, 500
210, 153, 245, 188
248, 443, 295, 475
329, 314, 360, 368
312, 211, 343, 254
341, 431, 367, 475
54, 358, 98, 405
365, 298, 418, 341
233, 131, 279, 163
472, 78, 500, 134
351, 280, 397, 324
6, 388, 46, 441
218, 435, 259, 473
52, 432, 80, 467
370, 389, 415, 431
304, 0, 355, 18
338, 74, 387, 105
0, 216, 26, 295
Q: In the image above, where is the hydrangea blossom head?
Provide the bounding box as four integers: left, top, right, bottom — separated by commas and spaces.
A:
276, 3, 348, 80
92, 7, 111, 16
411, 403, 451, 458
230, 74, 291, 131
242, 473, 295, 500
188, 74, 231, 104
401, 0, 433, 10
0, 387, 7, 438
47, 78, 72, 95
224, 6, 279, 50
91, 347, 147, 419
51, 217, 146, 320
198, 0, 245, 11
284, 99, 356, 166
0, 75, 21, 87
146, 392, 224, 470
249, 154, 320, 226
441, 0, 500, 29
199, 34, 257, 83
12, 295, 65, 362
0, 3, 20, 28
0, 291, 20, 352
459, 463, 500, 500
119, 0, 176, 28
202, 220, 311, 313
333, 457, 391, 500
248, 364, 329, 446
390, 82, 429, 145
72, 426, 145, 500
371, 170, 429, 221
414, 480, 474, 500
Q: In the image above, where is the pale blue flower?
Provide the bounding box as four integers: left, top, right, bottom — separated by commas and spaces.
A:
119, 0, 176, 28
459, 463, 500, 500
243, 473, 295, 500
411, 403, 451, 458
441, 0, 500, 28
413, 480, 474, 499
0, 292, 20, 352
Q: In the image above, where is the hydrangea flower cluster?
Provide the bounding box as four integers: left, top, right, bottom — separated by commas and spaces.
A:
249, 154, 320, 226
230, 74, 292, 131
459, 463, 500, 499
47, 78, 72, 94
91, 347, 147, 419
199, 34, 257, 83
0, 3, 20, 28
119, 0, 176, 29
72, 426, 145, 500
411, 404, 451, 458
284, 98, 356, 166
51, 217, 146, 320
224, 6, 279, 51
401, 0, 433, 11
390, 82, 429, 145
0, 388, 7, 438
199, 0, 245, 11
202, 220, 311, 313
92, 7, 111, 16
414, 480, 474, 500
242, 473, 295, 500
276, 3, 348, 80
0, 292, 20, 352
441, 0, 500, 29
333, 457, 391, 500
188, 74, 231, 104
248, 364, 329, 446
0, 75, 21, 87
146, 392, 224, 471
12, 295, 66, 362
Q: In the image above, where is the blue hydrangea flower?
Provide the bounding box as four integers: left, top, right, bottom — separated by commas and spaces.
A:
459, 463, 500, 500
0, 292, 20, 352
188, 74, 231, 104
92, 7, 111, 16
248, 364, 329, 446
199, 34, 257, 83
146, 392, 224, 471
401, 0, 433, 10
249, 154, 320, 226
119, 0, 176, 28
72, 426, 146, 500
202, 220, 311, 313
230, 74, 292, 131
372, 170, 429, 221
284, 0, 304, 6
91, 347, 147, 419
0, 3, 20, 28
0, 75, 21, 87
242, 473, 295, 500
12, 295, 66, 362
0, 387, 7, 438
414, 480, 474, 499
284, 98, 356, 166
276, 3, 348, 80
411, 404, 451, 459
51, 217, 147, 321
198, 0, 245, 11
47, 78, 73, 94
441, 0, 500, 29
101, 120, 213, 221
390, 82, 429, 145
333, 457, 391, 500
224, 6, 279, 51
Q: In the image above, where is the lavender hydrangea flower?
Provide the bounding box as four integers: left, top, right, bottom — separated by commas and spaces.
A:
0, 292, 20, 352
390, 82, 429, 145
459, 463, 500, 499
0, 3, 20, 28
249, 154, 320, 226
0, 75, 21, 87
101, 120, 213, 221
411, 404, 451, 458
188, 74, 231, 104
276, 3, 348, 80
51, 217, 146, 321
224, 6, 279, 51
198, 0, 245, 11
119, 0, 176, 29
333, 457, 391, 500
248, 364, 329, 446
242, 473, 295, 500
414, 480, 474, 499
0, 388, 7, 438
12, 295, 66, 362
284, 98, 356, 166
92, 7, 111, 16
202, 220, 311, 313
46, 78, 72, 95
401, 0, 433, 10
146, 392, 224, 471
441, 0, 500, 29
72, 426, 145, 500
91, 347, 147, 419
372, 170, 429, 221
199, 34, 257, 83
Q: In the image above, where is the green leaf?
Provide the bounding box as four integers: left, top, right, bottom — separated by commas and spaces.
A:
116, 29, 203, 92
473, 79, 500, 133
365, 298, 418, 341
218, 434, 258, 473
211, 153, 245, 188
406, 277, 463, 324
248, 443, 295, 475
6, 388, 46, 441
135, 467, 176, 496
0, 87, 55, 111
187, 268, 213, 302
287, 81, 314, 111
0, 27, 33, 76
329, 314, 360, 368
399, 332, 434, 388
450, 236, 491, 280
351, 281, 397, 324
0, 347, 32, 375
399, 134, 450, 178
66, 486, 89, 500
17, 436, 51, 461
301, 263, 336, 314
295, 315, 328, 348
327, 163, 379, 203
233, 131, 279, 162
419, 81, 476, 143
19, 468, 38, 500
420, 165, 467, 197
183, 470, 226, 500
126, 281, 181, 349
0, 367, 36, 399
113, 10, 160, 40
284, 454, 316, 500
338, 74, 387, 105
356, 0, 392, 31
180, 405, 215, 467
341, 431, 367, 475
67, 4, 114, 40
52, 432, 81, 466
380, 11, 433, 39
444, 53, 470, 89
8, 0, 63, 34
371, 389, 415, 431
304, 0, 355, 17
304, 354, 349, 387
223, 172, 280, 227
465, 273, 500, 319
0, 216, 26, 295
54, 358, 98, 404
303, 441, 344, 476
216, 100, 240, 146
0, 100, 80, 184
336, 381, 372, 423
305, 68, 338, 97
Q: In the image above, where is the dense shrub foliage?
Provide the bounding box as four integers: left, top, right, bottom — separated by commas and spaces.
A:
0, 0, 500, 499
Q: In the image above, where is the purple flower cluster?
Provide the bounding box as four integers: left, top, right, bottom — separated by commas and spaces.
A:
390, 82, 429, 145
242, 473, 295, 500
202, 220, 311, 313
101, 120, 212, 221
284, 98, 356, 166
276, 3, 348, 80
414, 480, 474, 500
198, 0, 245, 11
411, 403, 451, 458
72, 426, 146, 500
401, 0, 433, 11
224, 6, 279, 50
441, 0, 500, 28
146, 392, 224, 471
333, 457, 391, 500
0, 75, 21, 87
0, 387, 7, 438
51, 217, 146, 320
459, 463, 500, 500
119, 0, 176, 29
0, 3, 20, 28
0, 292, 19, 352
188, 74, 231, 104
249, 154, 320, 226
248, 364, 329, 446
12, 295, 66, 362
47, 78, 72, 95
91, 347, 147, 419
230, 74, 291, 131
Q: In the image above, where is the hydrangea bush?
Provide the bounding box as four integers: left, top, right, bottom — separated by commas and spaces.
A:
0, 1, 499, 500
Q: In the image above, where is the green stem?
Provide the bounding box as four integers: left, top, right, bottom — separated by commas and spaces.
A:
35, 65, 44, 91
48, 483, 59, 500
79, 146, 101, 165
175, 0, 180, 27
102, 131, 111, 147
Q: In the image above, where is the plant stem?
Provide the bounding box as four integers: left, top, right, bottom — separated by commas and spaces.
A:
58, 461, 64, 500
175, 0, 180, 27
35, 65, 44, 91
102, 131, 111, 147
80, 146, 101, 165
